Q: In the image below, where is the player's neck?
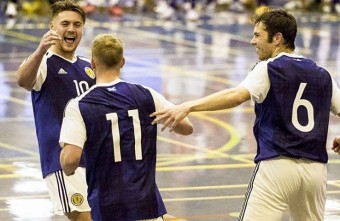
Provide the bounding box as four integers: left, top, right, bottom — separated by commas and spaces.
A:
272, 46, 294, 58
95, 70, 120, 84
50, 46, 75, 61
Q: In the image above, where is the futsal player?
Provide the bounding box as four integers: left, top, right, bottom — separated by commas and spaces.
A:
16, 1, 95, 220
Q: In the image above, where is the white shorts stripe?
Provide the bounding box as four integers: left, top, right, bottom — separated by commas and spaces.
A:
45, 167, 90, 215
238, 157, 326, 221
238, 162, 261, 221
55, 170, 70, 213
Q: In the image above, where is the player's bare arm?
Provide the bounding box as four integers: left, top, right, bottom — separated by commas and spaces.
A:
17, 30, 61, 91
60, 144, 82, 176
333, 113, 340, 154
151, 86, 250, 132
151, 102, 192, 132
170, 114, 193, 135
332, 136, 340, 155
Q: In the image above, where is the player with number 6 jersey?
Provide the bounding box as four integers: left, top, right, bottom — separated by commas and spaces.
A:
150, 9, 340, 221
240, 53, 337, 164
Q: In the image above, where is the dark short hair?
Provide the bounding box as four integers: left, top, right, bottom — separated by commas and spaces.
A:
253, 9, 297, 50
50, 0, 86, 24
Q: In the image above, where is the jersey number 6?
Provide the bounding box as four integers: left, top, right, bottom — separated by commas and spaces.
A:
292, 83, 315, 132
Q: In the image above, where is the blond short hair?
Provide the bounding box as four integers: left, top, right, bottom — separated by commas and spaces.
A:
92, 34, 124, 68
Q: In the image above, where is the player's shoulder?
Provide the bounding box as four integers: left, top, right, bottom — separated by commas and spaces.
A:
77, 55, 91, 64
40, 51, 54, 64
132, 82, 155, 94
250, 60, 268, 72
122, 81, 147, 90
43, 51, 70, 66
121, 81, 158, 98
45, 51, 54, 58
44, 51, 62, 61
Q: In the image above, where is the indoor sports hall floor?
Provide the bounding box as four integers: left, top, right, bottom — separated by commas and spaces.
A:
0, 6, 340, 221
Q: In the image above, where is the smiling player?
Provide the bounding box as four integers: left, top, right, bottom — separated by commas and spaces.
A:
16, 1, 95, 220
150, 9, 340, 220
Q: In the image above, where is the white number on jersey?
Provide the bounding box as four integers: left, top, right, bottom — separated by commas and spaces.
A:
73, 80, 90, 96
292, 83, 315, 132
106, 109, 142, 162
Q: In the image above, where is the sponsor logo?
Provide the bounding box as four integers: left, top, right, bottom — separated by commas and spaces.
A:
108, 86, 116, 92
85, 67, 95, 79
71, 193, 84, 206
58, 68, 67, 74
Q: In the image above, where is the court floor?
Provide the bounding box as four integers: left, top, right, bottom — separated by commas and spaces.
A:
0, 7, 340, 221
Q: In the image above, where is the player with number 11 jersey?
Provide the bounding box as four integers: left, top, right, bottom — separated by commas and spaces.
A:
60, 80, 174, 220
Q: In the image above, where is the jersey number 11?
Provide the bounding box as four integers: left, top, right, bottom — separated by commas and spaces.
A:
106, 109, 142, 162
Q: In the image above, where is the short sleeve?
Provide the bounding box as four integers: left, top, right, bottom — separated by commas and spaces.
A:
59, 99, 87, 148
32, 60, 47, 91
239, 61, 270, 103
331, 77, 340, 115
31, 52, 53, 91
145, 87, 174, 111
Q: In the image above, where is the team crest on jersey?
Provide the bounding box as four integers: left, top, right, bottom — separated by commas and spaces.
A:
71, 193, 84, 206
85, 67, 95, 79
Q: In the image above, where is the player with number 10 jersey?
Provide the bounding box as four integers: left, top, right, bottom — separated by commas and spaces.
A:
31, 51, 96, 178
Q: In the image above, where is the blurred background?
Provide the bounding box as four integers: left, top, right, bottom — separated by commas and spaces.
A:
0, 0, 340, 220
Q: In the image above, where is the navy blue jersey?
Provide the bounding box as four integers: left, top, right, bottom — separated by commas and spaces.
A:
253, 55, 332, 163
31, 52, 95, 177
78, 81, 166, 221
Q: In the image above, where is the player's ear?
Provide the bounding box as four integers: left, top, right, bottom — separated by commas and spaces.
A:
120, 57, 125, 68
49, 22, 54, 30
273, 32, 283, 46
91, 57, 96, 70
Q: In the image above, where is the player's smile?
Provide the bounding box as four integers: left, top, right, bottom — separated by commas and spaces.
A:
49, 10, 84, 58
64, 36, 76, 44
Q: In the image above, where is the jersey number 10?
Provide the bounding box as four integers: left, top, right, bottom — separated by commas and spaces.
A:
73, 80, 90, 96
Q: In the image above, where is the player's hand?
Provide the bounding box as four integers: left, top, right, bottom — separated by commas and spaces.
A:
150, 103, 190, 132
64, 171, 75, 176
331, 136, 340, 155
37, 30, 61, 55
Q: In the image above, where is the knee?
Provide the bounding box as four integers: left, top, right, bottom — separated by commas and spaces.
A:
66, 211, 91, 221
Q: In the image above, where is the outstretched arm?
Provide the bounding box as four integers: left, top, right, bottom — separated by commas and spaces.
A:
60, 144, 82, 176
170, 115, 193, 135
16, 30, 60, 91
151, 86, 250, 132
